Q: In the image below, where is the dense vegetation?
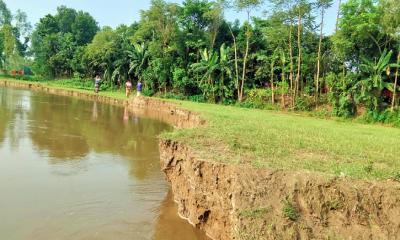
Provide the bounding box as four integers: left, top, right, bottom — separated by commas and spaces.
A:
0, 0, 400, 124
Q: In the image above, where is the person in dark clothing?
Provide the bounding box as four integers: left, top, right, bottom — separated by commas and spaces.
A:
136, 81, 143, 97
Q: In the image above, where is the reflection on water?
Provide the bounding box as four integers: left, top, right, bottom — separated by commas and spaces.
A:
0, 87, 208, 240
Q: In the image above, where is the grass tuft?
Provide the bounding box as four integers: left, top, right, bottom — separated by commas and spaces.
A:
282, 198, 300, 221
238, 207, 270, 219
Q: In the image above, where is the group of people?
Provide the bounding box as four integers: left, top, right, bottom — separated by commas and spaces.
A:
94, 75, 143, 98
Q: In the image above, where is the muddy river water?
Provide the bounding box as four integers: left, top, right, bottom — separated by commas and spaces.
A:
0, 87, 208, 240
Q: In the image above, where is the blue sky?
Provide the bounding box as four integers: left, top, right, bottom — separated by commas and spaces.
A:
5, 0, 339, 35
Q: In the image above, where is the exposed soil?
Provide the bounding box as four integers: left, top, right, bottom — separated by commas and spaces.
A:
160, 141, 400, 240
2, 79, 400, 240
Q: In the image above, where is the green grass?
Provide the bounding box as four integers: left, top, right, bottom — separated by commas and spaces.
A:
238, 207, 270, 219
2, 77, 400, 180
162, 99, 400, 180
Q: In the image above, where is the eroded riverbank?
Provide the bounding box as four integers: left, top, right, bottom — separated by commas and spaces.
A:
2, 79, 400, 240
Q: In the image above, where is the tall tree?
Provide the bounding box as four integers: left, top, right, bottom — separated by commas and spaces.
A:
0, 0, 11, 26
380, 0, 400, 110
315, 0, 333, 99
234, 0, 264, 102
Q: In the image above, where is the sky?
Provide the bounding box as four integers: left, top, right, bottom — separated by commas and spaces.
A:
5, 0, 339, 35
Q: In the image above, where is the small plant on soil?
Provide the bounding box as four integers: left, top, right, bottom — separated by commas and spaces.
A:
327, 199, 343, 210
394, 172, 400, 182
282, 198, 300, 221
363, 161, 374, 174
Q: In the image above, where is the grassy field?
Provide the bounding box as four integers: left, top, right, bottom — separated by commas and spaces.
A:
1, 77, 400, 180
163, 100, 400, 180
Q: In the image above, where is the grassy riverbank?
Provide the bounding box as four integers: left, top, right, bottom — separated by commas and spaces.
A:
1, 77, 400, 180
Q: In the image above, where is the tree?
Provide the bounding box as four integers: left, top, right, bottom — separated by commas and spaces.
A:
13, 10, 32, 56
294, 0, 311, 98
85, 27, 119, 81
234, 0, 264, 102
315, 0, 333, 99
268, 0, 297, 106
333, 0, 391, 66
1, 24, 15, 70
191, 44, 233, 102
55, 6, 77, 33
392, 51, 400, 110
380, 0, 400, 110
0, 0, 11, 26
72, 11, 99, 45
31, 8, 98, 77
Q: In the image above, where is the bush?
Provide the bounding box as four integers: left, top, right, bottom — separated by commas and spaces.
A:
160, 92, 186, 100
142, 88, 154, 96
188, 94, 206, 103
241, 88, 272, 109
294, 95, 314, 111
360, 109, 400, 127
326, 72, 357, 118
332, 94, 357, 118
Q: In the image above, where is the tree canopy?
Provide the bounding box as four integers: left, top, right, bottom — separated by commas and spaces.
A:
1, 0, 400, 118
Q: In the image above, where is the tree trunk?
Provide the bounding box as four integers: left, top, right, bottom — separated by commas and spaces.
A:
281, 60, 286, 108
316, 8, 325, 101
240, 10, 251, 102
289, 21, 294, 107
295, 6, 302, 99
270, 59, 275, 104
335, 0, 341, 32
392, 53, 400, 111
228, 25, 240, 101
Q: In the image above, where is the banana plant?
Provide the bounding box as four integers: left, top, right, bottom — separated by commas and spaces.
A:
128, 43, 149, 83
354, 49, 393, 110
191, 47, 219, 101
191, 44, 233, 102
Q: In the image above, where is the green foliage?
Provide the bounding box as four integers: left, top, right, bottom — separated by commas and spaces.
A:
282, 198, 299, 221
191, 44, 234, 102
31, 6, 98, 78
360, 109, 400, 127
2, 0, 400, 120
327, 199, 343, 211
294, 95, 315, 111
242, 88, 272, 108
326, 73, 357, 118
160, 92, 186, 100
394, 172, 400, 182
355, 49, 394, 111
188, 94, 207, 103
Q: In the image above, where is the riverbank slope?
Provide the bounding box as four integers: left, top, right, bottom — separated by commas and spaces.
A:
1, 78, 400, 239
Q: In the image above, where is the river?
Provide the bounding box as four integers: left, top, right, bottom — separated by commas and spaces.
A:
0, 87, 208, 240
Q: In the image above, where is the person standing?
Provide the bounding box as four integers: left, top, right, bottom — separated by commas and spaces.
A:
125, 79, 132, 98
94, 75, 101, 93
136, 80, 143, 97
